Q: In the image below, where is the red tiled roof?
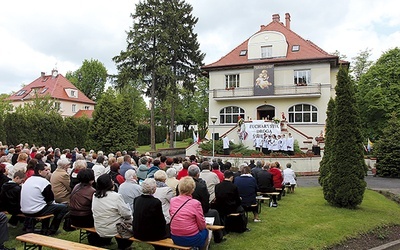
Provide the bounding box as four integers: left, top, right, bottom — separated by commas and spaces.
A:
8, 72, 96, 105
203, 18, 341, 70
73, 109, 94, 119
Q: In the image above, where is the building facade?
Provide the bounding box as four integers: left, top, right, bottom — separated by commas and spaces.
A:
202, 13, 347, 150
8, 69, 96, 118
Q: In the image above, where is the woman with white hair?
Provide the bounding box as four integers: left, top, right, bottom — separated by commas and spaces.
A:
132, 178, 168, 248
118, 169, 142, 214
166, 168, 180, 196
153, 170, 174, 225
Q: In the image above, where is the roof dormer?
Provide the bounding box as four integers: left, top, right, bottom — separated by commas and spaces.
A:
65, 88, 78, 98
247, 31, 288, 60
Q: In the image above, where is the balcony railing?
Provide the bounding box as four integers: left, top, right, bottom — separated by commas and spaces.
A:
212, 84, 321, 99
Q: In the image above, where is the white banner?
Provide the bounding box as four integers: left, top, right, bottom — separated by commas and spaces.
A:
238, 120, 281, 141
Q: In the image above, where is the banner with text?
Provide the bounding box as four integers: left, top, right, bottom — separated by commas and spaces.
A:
240, 120, 281, 141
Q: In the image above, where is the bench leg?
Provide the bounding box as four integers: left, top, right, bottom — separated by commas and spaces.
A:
23, 242, 42, 250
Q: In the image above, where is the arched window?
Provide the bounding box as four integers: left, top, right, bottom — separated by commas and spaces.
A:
219, 106, 245, 124
288, 104, 318, 123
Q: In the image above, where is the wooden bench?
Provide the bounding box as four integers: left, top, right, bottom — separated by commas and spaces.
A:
72, 224, 224, 249
285, 184, 296, 193
16, 233, 107, 250
72, 226, 190, 249
256, 196, 270, 213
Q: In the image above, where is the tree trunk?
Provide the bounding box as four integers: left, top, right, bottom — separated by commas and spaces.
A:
150, 72, 156, 151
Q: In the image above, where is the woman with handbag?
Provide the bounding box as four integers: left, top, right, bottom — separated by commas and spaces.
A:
169, 176, 210, 250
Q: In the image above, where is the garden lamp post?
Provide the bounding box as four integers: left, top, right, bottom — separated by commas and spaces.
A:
211, 116, 218, 157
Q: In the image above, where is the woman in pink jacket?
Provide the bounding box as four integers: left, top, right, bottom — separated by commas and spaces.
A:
169, 176, 209, 249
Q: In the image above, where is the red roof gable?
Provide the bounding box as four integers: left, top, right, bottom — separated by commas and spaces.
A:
203, 15, 341, 70
73, 109, 94, 119
8, 72, 96, 105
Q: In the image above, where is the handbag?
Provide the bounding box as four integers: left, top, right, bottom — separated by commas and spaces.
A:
116, 222, 134, 239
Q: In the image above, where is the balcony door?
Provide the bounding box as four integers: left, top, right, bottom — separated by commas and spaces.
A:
257, 105, 275, 120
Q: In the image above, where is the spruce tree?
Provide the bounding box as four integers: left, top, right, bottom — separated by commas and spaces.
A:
319, 98, 335, 186
375, 113, 400, 177
323, 66, 366, 208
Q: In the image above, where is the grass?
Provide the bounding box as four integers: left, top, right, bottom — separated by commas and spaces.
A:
6, 187, 400, 250
135, 140, 189, 153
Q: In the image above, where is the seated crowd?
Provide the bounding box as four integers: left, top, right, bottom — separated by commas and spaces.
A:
0, 144, 296, 250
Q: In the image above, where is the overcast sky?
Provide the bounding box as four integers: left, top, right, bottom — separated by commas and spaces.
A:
0, 0, 399, 95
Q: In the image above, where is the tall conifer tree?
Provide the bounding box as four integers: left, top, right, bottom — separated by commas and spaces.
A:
323, 67, 366, 208
319, 98, 335, 186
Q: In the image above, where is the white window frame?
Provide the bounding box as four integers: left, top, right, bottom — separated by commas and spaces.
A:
294, 69, 311, 86
71, 90, 76, 97
261, 45, 272, 58
288, 104, 318, 123
225, 74, 240, 89
55, 102, 61, 111
72, 104, 77, 113
219, 106, 245, 124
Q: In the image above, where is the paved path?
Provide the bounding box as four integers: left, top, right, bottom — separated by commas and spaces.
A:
297, 175, 400, 195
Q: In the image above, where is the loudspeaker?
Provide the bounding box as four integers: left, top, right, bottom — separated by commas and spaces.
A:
213, 133, 219, 140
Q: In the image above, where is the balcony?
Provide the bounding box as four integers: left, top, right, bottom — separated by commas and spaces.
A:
212, 83, 321, 100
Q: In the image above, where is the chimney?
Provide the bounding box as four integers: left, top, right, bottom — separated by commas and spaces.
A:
272, 14, 280, 22
285, 13, 291, 29
41, 72, 45, 79
51, 69, 58, 78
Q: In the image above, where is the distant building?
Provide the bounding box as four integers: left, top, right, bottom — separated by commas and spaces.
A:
7, 69, 96, 118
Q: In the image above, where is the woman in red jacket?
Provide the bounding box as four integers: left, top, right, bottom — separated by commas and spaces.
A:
268, 162, 284, 200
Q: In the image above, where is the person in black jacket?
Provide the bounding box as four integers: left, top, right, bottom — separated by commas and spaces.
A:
0, 171, 26, 227
215, 170, 248, 233
255, 163, 277, 206
133, 178, 168, 250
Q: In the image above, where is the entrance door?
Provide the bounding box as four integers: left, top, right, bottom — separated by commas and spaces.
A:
257, 105, 275, 120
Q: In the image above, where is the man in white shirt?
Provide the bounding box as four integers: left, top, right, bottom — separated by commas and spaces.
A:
287, 133, 294, 155
222, 136, 230, 155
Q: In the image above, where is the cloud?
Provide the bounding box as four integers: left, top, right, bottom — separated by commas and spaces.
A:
0, 0, 399, 94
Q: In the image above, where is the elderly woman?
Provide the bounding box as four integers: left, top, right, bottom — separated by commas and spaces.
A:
166, 168, 180, 196
169, 176, 209, 250
153, 170, 174, 225
92, 174, 132, 249
137, 157, 149, 181
133, 178, 168, 249
70, 159, 87, 189
50, 158, 72, 204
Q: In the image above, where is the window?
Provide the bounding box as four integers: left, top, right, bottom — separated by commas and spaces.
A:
84, 106, 90, 110
55, 102, 61, 111
219, 106, 245, 124
15, 90, 26, 96
288, 104, 318, 123
225, 74, 239, 89
40, 88, 48, 94
71, 90, 76, 97
261, 45, 272, 58
294, 69, 311, 86
72, 104, 77, 113
292, 45, 300, 52
239, 50, 247, 56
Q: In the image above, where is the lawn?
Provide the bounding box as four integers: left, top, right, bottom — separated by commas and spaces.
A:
135, 140, 189, 153
6, 187, 400, 250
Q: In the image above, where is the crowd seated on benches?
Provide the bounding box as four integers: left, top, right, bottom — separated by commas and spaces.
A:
0, 143, 299, 249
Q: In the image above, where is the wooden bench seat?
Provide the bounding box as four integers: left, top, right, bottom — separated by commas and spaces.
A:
18, 214, 54, 220
72, 226, 191, 249
72, 224, 224, 250
16, 233, 107, 250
